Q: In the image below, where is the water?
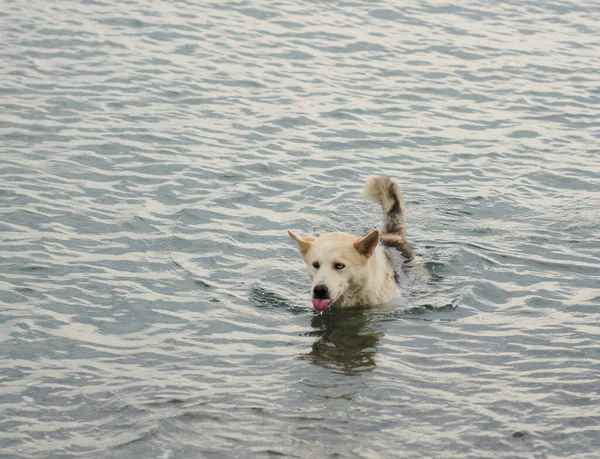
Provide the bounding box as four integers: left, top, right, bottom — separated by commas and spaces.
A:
1, 0, 600, 457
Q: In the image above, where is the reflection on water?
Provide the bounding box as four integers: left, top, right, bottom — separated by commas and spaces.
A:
305, 310, 386, 375
250, 284, 387, 375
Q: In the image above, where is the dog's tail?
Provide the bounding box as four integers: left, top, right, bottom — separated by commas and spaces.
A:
364, 176, 406, 235
364, 176, 414, 258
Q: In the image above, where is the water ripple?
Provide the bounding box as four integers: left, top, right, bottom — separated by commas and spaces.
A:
2, 0, 600, 457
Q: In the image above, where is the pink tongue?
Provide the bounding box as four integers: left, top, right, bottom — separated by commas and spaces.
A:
312, 298, 331, 311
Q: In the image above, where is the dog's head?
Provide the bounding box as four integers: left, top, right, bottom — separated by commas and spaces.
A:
287, 229, 380, 311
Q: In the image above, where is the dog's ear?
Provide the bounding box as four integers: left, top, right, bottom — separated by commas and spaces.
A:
288, 230, 315, 255
354, 230, 380, 258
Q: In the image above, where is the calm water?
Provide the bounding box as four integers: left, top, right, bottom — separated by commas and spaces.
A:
2, 1, 600, 457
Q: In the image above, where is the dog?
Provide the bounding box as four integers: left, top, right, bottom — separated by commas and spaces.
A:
288, 176, 414, 311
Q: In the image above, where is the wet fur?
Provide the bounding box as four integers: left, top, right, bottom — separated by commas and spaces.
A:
289, 176, 414, 308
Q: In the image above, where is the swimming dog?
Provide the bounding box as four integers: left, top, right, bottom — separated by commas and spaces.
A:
288, 176, 414, 311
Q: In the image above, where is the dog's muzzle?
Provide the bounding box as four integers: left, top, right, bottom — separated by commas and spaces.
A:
312, 285, 331, 311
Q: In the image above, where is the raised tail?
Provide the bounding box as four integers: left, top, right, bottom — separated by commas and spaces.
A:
364, 176, 415, 258
364, 176, 407, 235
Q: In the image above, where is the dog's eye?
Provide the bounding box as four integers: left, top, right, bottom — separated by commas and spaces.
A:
312, 262, 320, 269
334, 263, 345, 270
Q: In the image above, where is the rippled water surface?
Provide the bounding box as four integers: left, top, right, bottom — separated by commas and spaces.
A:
2, 0, 600, 457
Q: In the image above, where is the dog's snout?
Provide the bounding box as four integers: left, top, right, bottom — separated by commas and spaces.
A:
313, 284, 329, 299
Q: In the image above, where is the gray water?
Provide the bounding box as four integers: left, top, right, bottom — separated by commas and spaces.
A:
1, 0, 600, 458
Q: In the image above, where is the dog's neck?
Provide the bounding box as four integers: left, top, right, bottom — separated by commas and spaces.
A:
337, 245, 398, 307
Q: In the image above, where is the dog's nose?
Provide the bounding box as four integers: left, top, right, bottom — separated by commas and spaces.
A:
313, 285, 329, 299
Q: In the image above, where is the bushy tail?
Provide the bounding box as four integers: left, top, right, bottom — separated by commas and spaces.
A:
364, 176, 414, 258
364, 176, 406, 235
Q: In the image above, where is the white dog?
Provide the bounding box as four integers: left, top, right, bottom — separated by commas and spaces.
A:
288, 176, 414, 311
